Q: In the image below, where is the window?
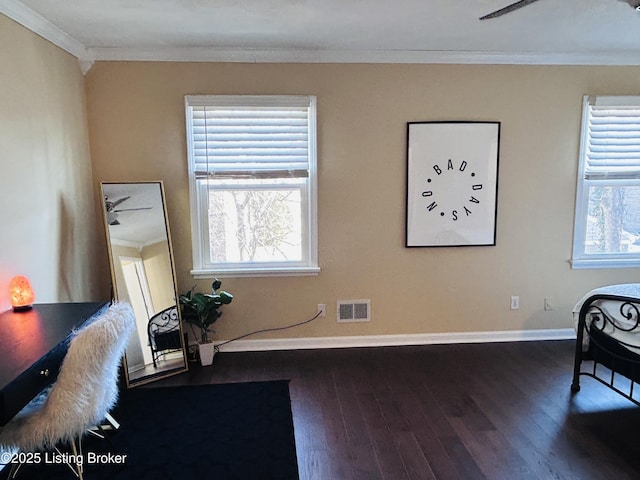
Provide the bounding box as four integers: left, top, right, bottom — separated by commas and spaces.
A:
185, 95, 319, 277
572, 96, 640, 268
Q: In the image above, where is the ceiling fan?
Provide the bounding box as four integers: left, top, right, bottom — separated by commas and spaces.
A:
480, 0, 640, 20
104, 195, 152, 225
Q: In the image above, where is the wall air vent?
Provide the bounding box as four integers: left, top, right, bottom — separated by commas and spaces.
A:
337, 299, 371, 323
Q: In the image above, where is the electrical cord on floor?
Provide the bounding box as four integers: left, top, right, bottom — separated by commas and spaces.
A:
214, 310, 323, 353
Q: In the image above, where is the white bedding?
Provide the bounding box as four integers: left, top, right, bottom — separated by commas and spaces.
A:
572, 283, 640, 354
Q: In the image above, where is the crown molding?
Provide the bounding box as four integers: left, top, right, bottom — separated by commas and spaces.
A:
0, 0, 86, 59
78, 58, 95, 75
88, 46, 640, 66
3, 0, 640, 67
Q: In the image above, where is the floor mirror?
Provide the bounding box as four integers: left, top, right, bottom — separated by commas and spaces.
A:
100, 181, 188, 387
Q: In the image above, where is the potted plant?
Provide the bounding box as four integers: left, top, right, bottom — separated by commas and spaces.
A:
179, 279, 233, 366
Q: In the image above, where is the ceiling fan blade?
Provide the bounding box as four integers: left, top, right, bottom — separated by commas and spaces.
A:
480, 0, 542, 20
108, 195, 131, 209
622, 0, 640, 11
113, 207, 152, 212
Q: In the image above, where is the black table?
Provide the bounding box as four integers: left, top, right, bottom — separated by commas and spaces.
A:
0, 302, 108, 425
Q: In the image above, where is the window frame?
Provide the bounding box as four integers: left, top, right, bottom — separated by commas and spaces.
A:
571, 95, 640, 269
185, 95, 319, 278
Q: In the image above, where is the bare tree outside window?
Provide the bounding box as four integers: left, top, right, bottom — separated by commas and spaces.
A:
207, 187, 302, 263
586, 186, 640, 255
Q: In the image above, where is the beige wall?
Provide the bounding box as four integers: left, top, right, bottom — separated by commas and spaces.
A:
109, 243, 141, 304
85, 61, 640, 342
0, 15, 102, 312
2, 13, 637, 341
141, 240, 175, 312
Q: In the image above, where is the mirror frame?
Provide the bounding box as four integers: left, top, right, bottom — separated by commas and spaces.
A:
100, 181, 188, 387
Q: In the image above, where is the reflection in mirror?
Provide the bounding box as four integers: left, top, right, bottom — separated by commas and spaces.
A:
101, 181, 188, 387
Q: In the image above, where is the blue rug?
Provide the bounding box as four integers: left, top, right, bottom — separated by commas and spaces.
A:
1, 381, 299, 480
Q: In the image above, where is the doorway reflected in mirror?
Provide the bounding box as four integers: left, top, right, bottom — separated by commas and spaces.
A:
100, 181, 188, 387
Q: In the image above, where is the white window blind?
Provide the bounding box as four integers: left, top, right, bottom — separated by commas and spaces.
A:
187, 96, 313, 179
584, 96, 640, 180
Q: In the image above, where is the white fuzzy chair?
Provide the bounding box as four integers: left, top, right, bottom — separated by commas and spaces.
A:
0, 301, 135, 478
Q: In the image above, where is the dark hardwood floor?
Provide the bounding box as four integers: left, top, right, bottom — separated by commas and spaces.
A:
156, 340, 640, 479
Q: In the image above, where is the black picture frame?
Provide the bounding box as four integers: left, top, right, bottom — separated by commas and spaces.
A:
406, 121, 500, 247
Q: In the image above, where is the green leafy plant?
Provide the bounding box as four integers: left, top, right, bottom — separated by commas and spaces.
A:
179, 279, 233, 344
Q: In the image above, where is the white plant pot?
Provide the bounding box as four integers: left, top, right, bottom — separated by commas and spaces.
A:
198, 342, 216, 366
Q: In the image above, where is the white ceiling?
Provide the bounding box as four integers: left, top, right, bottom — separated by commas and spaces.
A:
4, 0, 640, 65
102, 183, 168, 247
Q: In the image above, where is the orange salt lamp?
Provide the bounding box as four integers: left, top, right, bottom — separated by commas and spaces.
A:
9, 275, 35, 311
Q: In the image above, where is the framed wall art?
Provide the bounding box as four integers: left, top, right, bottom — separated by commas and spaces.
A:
406, 121, 500, 247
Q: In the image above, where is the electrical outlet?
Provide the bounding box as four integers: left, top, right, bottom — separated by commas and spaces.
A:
317, 304, 326, 317
544, 297, 553, 311
510, 296, 520, 310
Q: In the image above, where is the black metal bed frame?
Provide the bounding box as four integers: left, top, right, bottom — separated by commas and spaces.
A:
147, 305, 182, 367
571, 293, 640, 406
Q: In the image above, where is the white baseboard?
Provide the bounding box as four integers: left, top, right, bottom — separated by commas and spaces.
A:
217, 328, 576, 352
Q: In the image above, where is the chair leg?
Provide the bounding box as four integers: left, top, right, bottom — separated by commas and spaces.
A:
88, 411, 120, 438
6, 440, 86, 479
8, 461, 22, 479
55, 439, 83, 480
71, 440, 83, 480
87, 428, 106, 439
104, 412, 120, 430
